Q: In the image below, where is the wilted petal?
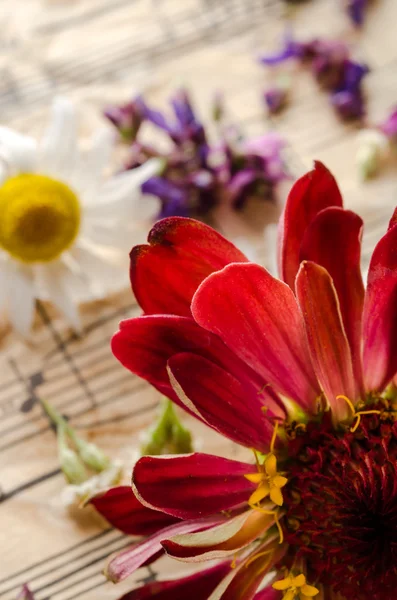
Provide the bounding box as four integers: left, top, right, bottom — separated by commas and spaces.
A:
192, 263, 320, 411
168, 353, 279, 452
362, 224, 397, 391
106, 516, 220, 582
278, 162, 343, 290
296, 261, 356, 420
89, 486, 179, 536
162, 509, 274, 561
130, 217, 248, 317
132, 453, 255, 519
300, 207, 364, 391
117, 562, 231, 600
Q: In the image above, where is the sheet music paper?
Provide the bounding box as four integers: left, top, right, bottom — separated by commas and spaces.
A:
1, 0, 397, 597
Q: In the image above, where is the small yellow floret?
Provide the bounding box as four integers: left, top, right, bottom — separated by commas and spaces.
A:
0, 174, 81, 263
245, 452, 287, 507
272, 572, 319, 600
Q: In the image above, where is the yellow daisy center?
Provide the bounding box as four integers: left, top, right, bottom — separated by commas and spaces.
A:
0, 173, 81, 263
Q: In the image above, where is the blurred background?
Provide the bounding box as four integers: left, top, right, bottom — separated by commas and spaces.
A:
1, 0, 397, 598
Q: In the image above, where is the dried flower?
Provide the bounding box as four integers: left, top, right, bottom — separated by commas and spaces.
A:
346, 0, 368, 26
106, 89, 288, 219
259, 34, 369, 121
98, 162, 397, 599
104, 95, 147, 142
264, 75, 291, 114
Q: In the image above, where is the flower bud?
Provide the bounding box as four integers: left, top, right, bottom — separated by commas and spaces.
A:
58, 425, 87, 484
356, 129, 389, 180
141, 399, 193, 456
74, 438, 110, 473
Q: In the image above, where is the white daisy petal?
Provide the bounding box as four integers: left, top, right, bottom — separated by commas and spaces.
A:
70, 242, 129, 298
0, 127, 37, 179
38, 96, 78, 180
87, 159, 161, 221
82, 216, 148, 250
73, 127, 115, 200
7, 262, 36, 336
36, 262, 82, 332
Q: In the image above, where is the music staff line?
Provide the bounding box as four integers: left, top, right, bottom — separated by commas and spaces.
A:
0, 302, 137, 433
1, 533, 124, 595
0, 368, 149, 452
0, 373, 154, 452
0, 299, 136, 419
0, 529, 111, 586
0, 529, 132, 598
0, 0, 269, 119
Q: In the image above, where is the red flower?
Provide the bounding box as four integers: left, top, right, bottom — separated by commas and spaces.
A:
98, 162, 397, 599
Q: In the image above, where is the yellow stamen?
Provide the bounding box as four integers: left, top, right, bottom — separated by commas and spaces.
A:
272, 572, 319, 599
270, 421, 279, 453
244, 548, 273, 568
0, 174, 81, 263
230, 553, 238, 569
337, 395, 381, 432
248, 504, 284, 544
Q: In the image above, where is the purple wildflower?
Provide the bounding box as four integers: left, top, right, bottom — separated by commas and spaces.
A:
104, 95, 147, 142
331, 60, 369, 120
380, 107, 397, 142
110, 88, 288, 219
264, 75, 291, 114
259, 31, 300, 66
259, 34, 369, 121
347, 0, 368, 26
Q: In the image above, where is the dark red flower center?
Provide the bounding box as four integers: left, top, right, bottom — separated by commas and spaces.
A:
282, 403, 397, 600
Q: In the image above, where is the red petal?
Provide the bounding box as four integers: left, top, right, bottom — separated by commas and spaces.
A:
192, 263, 320, 411
168, 353, 279, 452
106, 517, 220, 582
296, 261, 356, 420
117, 562, 231, 600
162, 509, 274, 561
132, 453, 255, 519
362, 224, 397, 391
112, 315, 277, 414
89, 486, 179, 536
131, 217, 248, 316
300, 207, 364, 390
278, 161, 343, 289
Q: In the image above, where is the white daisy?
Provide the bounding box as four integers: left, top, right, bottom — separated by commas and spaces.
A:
0, 97, 160, 335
